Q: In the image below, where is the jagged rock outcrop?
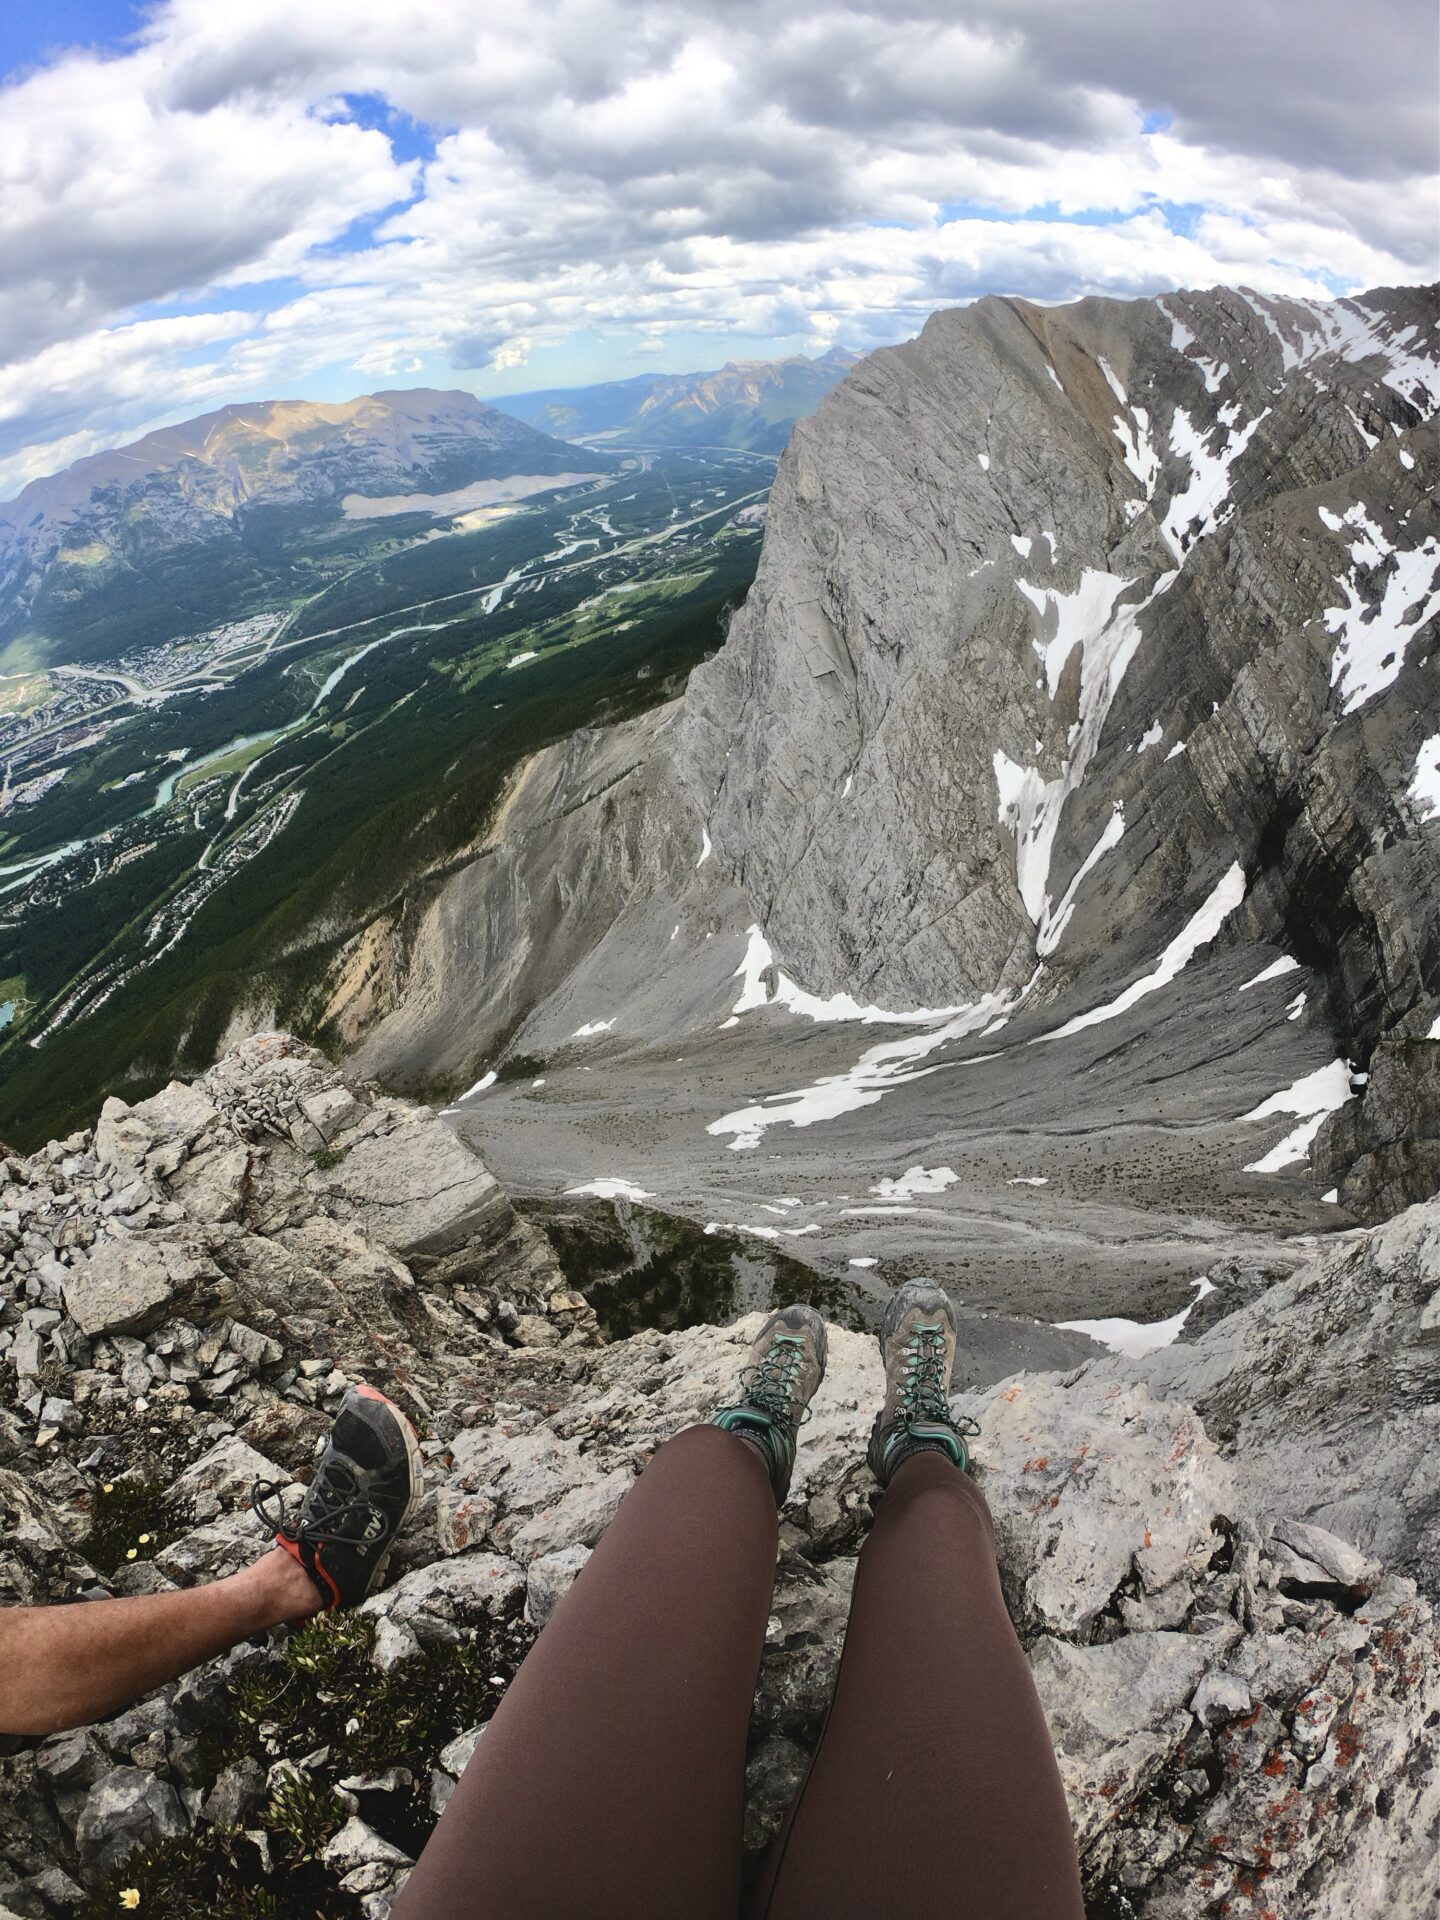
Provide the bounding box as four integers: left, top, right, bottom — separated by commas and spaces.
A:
2, 1040, 1437, 1916
343, 283, 1440, 1218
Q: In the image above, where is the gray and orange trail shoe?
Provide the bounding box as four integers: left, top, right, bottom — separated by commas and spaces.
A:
866, 1281, 979, 1487
252, 1384, 423, 1610
711, 1304, 828, 1503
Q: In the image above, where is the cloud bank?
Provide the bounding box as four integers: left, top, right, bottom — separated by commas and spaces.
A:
1, 0, 1435, 495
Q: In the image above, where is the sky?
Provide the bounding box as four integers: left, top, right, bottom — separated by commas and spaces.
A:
0, 0, 1436, 500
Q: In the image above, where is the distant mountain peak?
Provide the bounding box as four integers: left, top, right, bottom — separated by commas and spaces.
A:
492, 345, 860, 452
0, 387, 610, 661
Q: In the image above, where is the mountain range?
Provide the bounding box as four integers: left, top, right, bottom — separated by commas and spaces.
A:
492, 346, 860, 450
0, 390, 609, 665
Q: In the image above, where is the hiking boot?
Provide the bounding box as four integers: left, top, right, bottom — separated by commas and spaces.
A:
252, 1384, 423, 1610
866, 1281, 979, 1486
711, 1304, 828, 1503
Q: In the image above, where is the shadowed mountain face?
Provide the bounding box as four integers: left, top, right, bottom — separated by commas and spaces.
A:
493, 347, 861, 451
0, 389, 610, 663
338, 282, 1440, 1250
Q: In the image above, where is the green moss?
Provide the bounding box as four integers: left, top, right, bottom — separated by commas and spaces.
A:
311, 1144, 349, 1171
82, 1478, 176, 1576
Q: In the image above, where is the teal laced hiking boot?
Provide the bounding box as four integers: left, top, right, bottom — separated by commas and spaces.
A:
866, 1281, 979, 1487
252, 1384, 423, 1610
711, 1304, 828, 1503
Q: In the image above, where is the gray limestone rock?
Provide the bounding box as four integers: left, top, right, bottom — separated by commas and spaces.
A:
1115, 1194, 1440, 1594
200, 1758, 265, 1830
523, 1543, 591, 1626
313, 1111, 511, 1263
61, 1232, 222, 1339
73, 1767, 188, 1874
165, 1437, 285, 1512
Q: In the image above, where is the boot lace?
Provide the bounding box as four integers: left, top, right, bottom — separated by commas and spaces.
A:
740, 1333, 811, 1433
897, 1325, 979, 1439
251, 1471, 388, 1550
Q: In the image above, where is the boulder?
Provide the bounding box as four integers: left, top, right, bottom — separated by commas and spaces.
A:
74, 1768, 188, 1874
314, 1113, 511, 1262
61, 1232, 223, 1339
165, 1437, 286, 1513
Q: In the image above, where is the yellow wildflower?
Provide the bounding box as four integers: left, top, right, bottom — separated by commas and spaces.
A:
125, 1549, 137, 1561
119, 1893, 140, 1911
103, 1483, 114, 1494
137, 1533, 150, 1545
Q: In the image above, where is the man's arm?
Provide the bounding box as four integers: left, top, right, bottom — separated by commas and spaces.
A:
0, 1548, 319, 1738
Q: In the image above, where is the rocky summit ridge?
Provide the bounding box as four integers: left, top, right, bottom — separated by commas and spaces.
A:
3, 1036, 1438, 1917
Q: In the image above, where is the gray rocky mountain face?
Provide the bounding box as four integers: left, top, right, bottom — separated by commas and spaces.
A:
343, 282, 1439, 1224
1, 1039, 1438, 1916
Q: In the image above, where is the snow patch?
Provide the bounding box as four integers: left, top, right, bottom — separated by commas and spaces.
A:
728, 926, 963, 1026
849, 1256, 879, 1268
461, 1070, 496, 1098
1413, 733, 1440, 817
697, 828, 713, 868
999, 574, 1170, 935
709, 1000, 1013, 1151
1035, 863, 1246, 1042
1008, 1176, 1049, 1187
1240, 1059, 1356, 1174
871, 1165, 959, 1200
568, 1177, 653, 1201
1240, 954, 1301, 992
1163, 406, 1267, 555
572, 1019, 616, 1037
1136, 721, 1163, 752
977, 453, 990, 471
1011, 535, 1033, 559
1058, 1277, 1213, 1357
1039, 803, 1124, 957
1320, 504, 1440, 713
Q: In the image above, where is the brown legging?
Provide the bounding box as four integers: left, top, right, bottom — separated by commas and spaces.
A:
393, 1425, 1084, 1919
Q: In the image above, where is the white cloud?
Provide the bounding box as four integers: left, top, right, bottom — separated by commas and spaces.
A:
0, 0, 1434, 494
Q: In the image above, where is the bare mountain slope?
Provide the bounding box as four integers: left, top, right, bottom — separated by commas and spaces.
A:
340, 282, 1439, 1235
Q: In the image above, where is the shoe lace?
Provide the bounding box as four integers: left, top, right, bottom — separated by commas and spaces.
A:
251, 1470, 389, 1551
896, 1324, 978, 1439
740, 1333, 812, 1433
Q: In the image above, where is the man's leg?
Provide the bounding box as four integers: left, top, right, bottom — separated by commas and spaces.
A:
0, 1383, 420, 1738
756, 1454, 1084, 1920
0, 1550, 319, 1736
396, 1305, 830, 1920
